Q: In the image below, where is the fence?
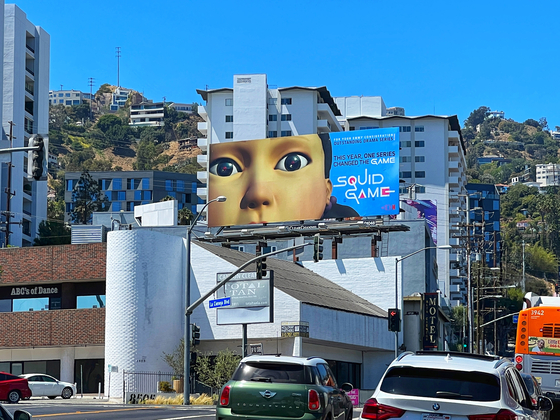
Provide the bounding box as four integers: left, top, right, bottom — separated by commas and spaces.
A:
122, 371, 219, 400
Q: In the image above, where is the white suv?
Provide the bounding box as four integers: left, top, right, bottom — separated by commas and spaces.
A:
361, 351, 553, 420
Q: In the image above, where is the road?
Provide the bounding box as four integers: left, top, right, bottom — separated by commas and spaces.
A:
3, 399, 365, 419
3, 400, 216, 420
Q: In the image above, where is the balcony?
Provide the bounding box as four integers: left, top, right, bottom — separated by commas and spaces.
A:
197, 122, 207, 136
197, 105, 207, 118
197, 170, 207, 183
448, 160, 459, 170
197, 187, 207, 200
197, 137, 208, 152
448, 145, 459, 155
317, 119, 331, 133
448, 176, 460, 186
197, 154, 207, 169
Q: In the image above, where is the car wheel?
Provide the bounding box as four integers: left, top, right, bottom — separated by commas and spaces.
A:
62, 387, 73, 399
346, 406, 353, 420
48, 396, 57, 399
8, 390, 20, 403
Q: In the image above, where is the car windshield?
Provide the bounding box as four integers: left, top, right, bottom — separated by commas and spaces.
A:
380, 366, 500, 401
232, 362, 314, 384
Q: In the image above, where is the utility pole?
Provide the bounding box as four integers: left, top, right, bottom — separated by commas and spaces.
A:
522, 240, 526, 293
116, 47, 121, 88
88, 77, 95, 121
3, 122, 16, 247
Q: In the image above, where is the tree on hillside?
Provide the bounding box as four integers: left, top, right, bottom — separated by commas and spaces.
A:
70, 170, 109, 224
96, 114, 123, 133
49, 104, 69, 131
95, 83, 112, 96
33, 221, 71, 246
524, 119, 540, 129
464, 106, 490, 129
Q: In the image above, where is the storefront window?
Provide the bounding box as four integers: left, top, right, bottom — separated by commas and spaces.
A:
0, 299, 11, 312
77, 295, 105, 309
12, 298, 49, 312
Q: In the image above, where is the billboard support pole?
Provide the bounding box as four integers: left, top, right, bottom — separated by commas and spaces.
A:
242, 325, 248, 357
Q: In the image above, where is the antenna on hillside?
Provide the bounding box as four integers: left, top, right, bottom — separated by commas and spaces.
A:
88, 77, 95, 121
116, 47, 121, 88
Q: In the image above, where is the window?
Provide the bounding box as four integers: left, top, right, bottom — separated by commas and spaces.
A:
281, 114, 292, 121
65, 100, 72, 106
400, 141, 411, 148
58, 93, 63, 97
225, 115, 233, 122
268, 114, 277, 121
359, 126, 378, 130
415, 141, 425, 147
165, 180, 174, 191
415, 126, 425, 132
399, 126, 411, 132
417, 186, 426, 193
268, 98, 277, 105
225, 98, 233, 106
65, 93, 70, 97
77, 295, 106, 309
143, 191, 152, 200
117, 191, 126, 201
127, 201, 141, 211
268, 131, 277, 138
113, 178, 122, 190
176, 180, 185, 192
400, 156, 412, 163
128, 178, 140, 189
400, 171, 412, 178
281, 98, 292, 105
225, 131, 233, 139
66, 179, 76, 191
134, 190, 141, 200
142, 178, 150, 189
281, 130, 292, 137
99, 179, 111, 190
415, 156, 425, 162
72, 100, 80, 105
415, 171, 426, 178
112, 202, 122, 211
13, 298, 49, 312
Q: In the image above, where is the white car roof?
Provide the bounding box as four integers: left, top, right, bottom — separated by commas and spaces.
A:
240, 355, 326, 366
392, 352, 508, 374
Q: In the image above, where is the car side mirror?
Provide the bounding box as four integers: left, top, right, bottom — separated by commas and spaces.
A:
340, 383, 353, 392
14, 410, 32, 420
537, 396, 553, 412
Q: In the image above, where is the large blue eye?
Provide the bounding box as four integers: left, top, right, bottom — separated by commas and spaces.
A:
209, 158, 241, 176
275, 153, 310, 172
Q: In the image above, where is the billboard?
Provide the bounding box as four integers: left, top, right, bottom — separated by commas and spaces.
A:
529, 336, 560, 355
404, 200, 437, 244
207, 128, 399, 227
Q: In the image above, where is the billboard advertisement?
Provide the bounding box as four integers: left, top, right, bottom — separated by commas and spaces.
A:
207, 128, 399, 227
529, 336, 560, 355
401, 200, 438, 244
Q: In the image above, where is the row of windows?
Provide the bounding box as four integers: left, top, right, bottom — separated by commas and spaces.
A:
50, 99, 81, 105
400, 156, 425, 163
0, 295, 106, 312
226, 97, 293, 106
268, 114, 292, 121
105, 190, 152, 201
400, 171, 426, 178
399, 126, 424, 132
400, 141, 425, 148
399, 186, 426, 193
268, 130, 292, 138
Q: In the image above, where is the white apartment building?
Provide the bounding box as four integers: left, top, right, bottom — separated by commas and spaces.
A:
195, 74, 343, 204
2, 3, 49, 247
49, 89, 91, 106
535, 163, 560, 187
129, 101, 164, 127
341, 114, 468, 303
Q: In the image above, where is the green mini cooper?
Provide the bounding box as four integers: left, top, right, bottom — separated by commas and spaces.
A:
217, 355, 354, 420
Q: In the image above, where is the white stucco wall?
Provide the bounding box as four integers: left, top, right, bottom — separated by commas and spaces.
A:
105, 230, 185, 397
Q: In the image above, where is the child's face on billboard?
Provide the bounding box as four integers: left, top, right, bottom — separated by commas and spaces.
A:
208, 135, 332, 226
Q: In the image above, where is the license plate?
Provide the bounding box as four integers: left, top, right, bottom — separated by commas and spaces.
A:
423, 414, 451, 420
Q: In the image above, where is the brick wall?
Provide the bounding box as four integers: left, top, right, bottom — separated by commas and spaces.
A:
0, 243, 106, 285
0, 308, 105, 347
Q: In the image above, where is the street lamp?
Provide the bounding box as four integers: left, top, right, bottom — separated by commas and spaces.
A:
394, 244, 452, 357
183, 195, 226, 405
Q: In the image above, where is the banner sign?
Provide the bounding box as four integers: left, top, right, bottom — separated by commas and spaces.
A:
2, 285, 62, 299
529, 336, 560, 355
329, 128, 400, 217
207, 128, 399, 227
423, 293, 439, 349
281, 321, 309, 338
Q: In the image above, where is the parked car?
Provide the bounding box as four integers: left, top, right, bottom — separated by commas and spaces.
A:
19, 374, 76, 399
0, 403, 31, 420
361, 351, 553, 420
217, 355, 354, 420
0, 373, 31, 404
520, 372, 551, 420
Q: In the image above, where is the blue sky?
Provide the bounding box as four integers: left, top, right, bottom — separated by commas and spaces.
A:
14, 0, 560, 129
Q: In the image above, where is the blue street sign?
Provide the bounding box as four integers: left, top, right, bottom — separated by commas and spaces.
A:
209, 297, 231, 309
512, 314, 518, 324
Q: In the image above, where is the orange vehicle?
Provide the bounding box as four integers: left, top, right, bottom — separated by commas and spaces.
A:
515, 302, 560, 406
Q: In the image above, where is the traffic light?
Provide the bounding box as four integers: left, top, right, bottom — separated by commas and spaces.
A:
313, 233, 323, 262
191, 324, 200, 346
257, 256, 267, 278
388, 308, 401, 332
27, 134, 48, 181
190, 351, 197, 375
